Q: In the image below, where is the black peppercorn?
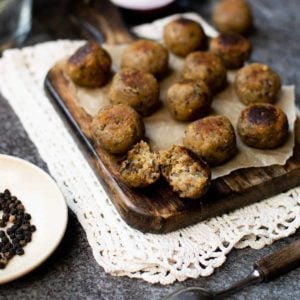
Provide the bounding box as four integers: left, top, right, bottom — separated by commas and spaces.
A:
4, 189, 11, 196
2, 237, 8, 244
19, 240, 26, 247
24, 213, 31, 220
24, 236, 31, 243
16, 248, 24, 256
0, 189, 36, 268
16, 234, 24, 241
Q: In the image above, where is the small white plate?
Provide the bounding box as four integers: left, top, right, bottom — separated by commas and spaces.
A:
0, 154, 68, 284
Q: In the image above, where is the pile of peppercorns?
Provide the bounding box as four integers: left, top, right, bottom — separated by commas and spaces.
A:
0, 189, 36, 269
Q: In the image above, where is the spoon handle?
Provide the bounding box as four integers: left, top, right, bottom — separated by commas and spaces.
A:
254, 239, 300, 281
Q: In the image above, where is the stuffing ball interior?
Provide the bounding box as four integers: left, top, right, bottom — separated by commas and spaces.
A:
237, 103, 289, 149
119, 141, 160, 188
109, 68, 160, 116
90, 104, 145, 155
212, 0, 253, 35
66, 41, 112, 88
235, 63, 282, 105
121, 39, 169, 77
181, 51, 227, 93
166, 80, 212, 121
183, 115, 237, 166
159, 145, 211, 199
209, 33, 252, 69
163, 18, 207, 57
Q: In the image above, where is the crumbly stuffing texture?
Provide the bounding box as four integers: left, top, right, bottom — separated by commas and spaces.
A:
237, 103, 288, 149
181, 51, 227, 93
163, 18, 207, 57
212, 0, 253, 35
159, 145, 211, 199
121, 39, 169, 77
183, 115, 237, 166
235, 63, 281, 105
166, 80, 212, 121
120, 141, 160, 188
90, 104, 145, 155
209, 33, 252, 69
109, 68, 159, 116
66, 41, 111, 88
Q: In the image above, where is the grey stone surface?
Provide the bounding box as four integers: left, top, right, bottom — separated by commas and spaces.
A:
0, 0, 299, 299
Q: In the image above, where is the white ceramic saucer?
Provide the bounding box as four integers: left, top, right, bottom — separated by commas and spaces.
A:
0, 154, 68, 284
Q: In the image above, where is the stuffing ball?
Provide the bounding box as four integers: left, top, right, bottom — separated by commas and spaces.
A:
209, 33, 252, 69
237, 104, 289, 149
121, 39, 169, 77
183, 115, 237, 166
119, 141, 160, 188
91, 104, 145, 155
166, 80, 212, 121
212, 0, 253, 35
163, 18, 207, 57
181, 51, 227, 93
235, 63, 282, 105
109, 68, 160, 116
66, 41, 112, 88
159, 145, 211, 199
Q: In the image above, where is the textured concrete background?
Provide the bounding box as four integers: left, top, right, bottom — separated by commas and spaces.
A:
0, 0, 299, 299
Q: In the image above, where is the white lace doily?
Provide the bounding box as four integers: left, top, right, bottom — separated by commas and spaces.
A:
0, 28, 299, 285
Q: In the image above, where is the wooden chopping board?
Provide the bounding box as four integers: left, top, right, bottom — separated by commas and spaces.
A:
44, 0, 300, 233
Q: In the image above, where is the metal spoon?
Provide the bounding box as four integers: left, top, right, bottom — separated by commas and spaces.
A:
165, 239, 300, 300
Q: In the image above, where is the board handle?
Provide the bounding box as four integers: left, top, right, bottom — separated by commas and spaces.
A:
254, 239, 300, 281
70, 0, 134, 44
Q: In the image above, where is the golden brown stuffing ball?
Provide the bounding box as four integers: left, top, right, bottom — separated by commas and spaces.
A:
166, 80, 212, 121
159, 145, 211, 199
237, 104, 288, 149
119, 141, 160, 188
183, 115, 237, 166
181, 51, 227, 93
108, 68, 160, 116
90, 104, 145, 155
66, 41, 112, 88
209, 33, 252, 69
235, 63, 282, 105
212, 0, 253, 35
163, 18, 207, 57
121, 39, 169, 77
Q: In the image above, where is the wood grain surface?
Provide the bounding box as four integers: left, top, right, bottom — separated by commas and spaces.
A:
2, 1, 299, 299
255, 239, 300, 281
42, 0, 300, 234
45, 64, 300, 233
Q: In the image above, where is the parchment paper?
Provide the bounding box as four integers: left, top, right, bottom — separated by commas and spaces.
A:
74, 45, 296, 179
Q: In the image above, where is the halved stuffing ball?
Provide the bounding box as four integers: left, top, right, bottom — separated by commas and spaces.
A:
66, 41, 112, 88
209, 33, 252, 69
235, 63, 282, 105
183, 115, 237, 166
181, 51, 227, 93
163, 18, 207, 57
212, 0, 253, 35
237, 103, 289, 149
90, 104, 145, 155
166, 80, 212, 121
119, 141, 160, 188
121, 39, 169, 77
109, 68, 160, 116
159, 145, 211, 199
